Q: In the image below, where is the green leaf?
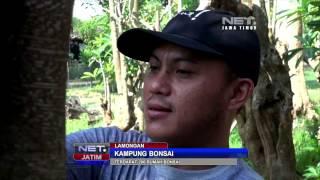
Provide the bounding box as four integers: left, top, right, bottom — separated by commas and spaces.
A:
304, 165, 320, 178
295, 35, 307, 45
307, 20, 320, 29
309, 10, 320, 16
80, 72, 95, 79
314, 61, 320, 72
310, 0, 320, 7
88, 58, 97, 67
304, 146, 317, 151
277, 9, 299, 21
295, 54, 304, 68
285, 48, 304, 61
308, 167, 318, 176
277, 9, 290, 16
80, 76, 89, 80
93, 68, 101, 77
83, 72, 94, 77
305, 47, 318, 59
288, 16, 303, 26
310, 31, 319, 42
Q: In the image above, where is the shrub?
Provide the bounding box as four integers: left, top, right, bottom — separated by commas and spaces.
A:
294, 118, 320, 175
304, 162, 320, 179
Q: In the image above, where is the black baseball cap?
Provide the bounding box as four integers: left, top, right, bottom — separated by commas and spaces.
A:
117, 10, 261, 85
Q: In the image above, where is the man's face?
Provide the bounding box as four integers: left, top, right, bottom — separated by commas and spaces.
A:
143, 43, 231, 146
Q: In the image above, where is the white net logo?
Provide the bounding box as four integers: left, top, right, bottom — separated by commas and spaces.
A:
179, 10, 210, 21
221, 16, 256, 31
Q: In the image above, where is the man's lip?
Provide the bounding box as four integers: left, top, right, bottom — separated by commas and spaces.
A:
147, 103, 172, 112
146, 102, 172, 120
146, 109, 171, 120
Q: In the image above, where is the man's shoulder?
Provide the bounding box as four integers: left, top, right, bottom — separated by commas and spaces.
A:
234, 160, 263, 180
66, 126, 151, 143
66, 127, 152, 180
153, 160, 262, 180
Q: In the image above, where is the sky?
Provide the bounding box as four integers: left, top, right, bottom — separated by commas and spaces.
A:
73, 0, 104, 20
72, 0, 297, 20
72, 0, 296, 20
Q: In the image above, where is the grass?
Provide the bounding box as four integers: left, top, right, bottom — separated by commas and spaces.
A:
67, 86, 103, 110
65, 84, 122, 135
296, 67, 320, 177
66, 85, 107, 135
66, 114, 106, 135
229, 127, 243, 148
294, 118, 320, 177
304, 67, 320, 104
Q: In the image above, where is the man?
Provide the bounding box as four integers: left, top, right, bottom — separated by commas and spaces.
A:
67, 9, 262, 179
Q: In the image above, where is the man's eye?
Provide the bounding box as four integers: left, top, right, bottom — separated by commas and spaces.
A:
176, 69, 192, 74
149, 65, 159, 71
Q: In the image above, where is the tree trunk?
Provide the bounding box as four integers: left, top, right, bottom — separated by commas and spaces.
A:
122, 4, 136, 131
287, 17, 315, 119
177, 0, 183, 12
241, 3, 297, 179
155, 9, 161, 31
118, 2, 132, 129
197, 0, 212, 10
109, 0, 123, 94
99, 59, 112, 125
108, 0, 131, 128
123, 94, 138, 131
2, 0, 73, 179
125, 64, 145, 131
198, 0, 297, 179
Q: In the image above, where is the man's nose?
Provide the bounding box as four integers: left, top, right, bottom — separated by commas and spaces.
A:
149, 71, 171, 96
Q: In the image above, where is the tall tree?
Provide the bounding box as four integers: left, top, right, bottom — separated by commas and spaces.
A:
177, 0, 183, 12
104, 0, 131, 128
98, 0, 163, 130
3, 0, 73, 179
108, 0, 123, 93
287, 15, 313, 118
277, 0, 317, 119
197, 0, 297, 179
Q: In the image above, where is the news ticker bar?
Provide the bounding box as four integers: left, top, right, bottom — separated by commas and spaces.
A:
73, 143, 248, 165
109, 148, 248, 158
73, 153, 110, 160
110, 158, 237, 165
110, 142, 168, 148
74, 143, 109, 153
73, 148, 248, 159
73, 142, 168, 153
72, 158, 238, 166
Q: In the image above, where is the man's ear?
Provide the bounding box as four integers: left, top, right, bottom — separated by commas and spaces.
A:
227, 78, 254, 111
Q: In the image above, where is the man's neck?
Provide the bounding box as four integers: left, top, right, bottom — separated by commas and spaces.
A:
170, 165, 216, 170
167, 139, 230, 170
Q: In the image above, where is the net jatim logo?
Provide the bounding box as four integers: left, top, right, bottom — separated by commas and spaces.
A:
221, 16, 256, 31
73, 143, 110, 161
